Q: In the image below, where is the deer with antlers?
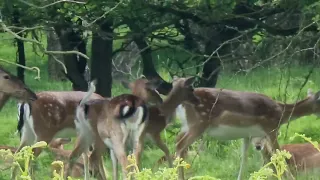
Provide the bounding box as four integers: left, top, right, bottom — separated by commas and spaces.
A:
252, 137, 320, 175
174, 77, 320, 180
12, 81, 108, 180
0, 66, 37, 110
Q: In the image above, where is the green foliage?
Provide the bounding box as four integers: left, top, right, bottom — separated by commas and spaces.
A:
252, 31, 265, 44
0, 141, 48, 179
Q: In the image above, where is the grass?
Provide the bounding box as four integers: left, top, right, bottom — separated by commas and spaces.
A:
0, 32, 320, 179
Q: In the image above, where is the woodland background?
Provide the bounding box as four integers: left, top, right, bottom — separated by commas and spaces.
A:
0, 0, 320, 179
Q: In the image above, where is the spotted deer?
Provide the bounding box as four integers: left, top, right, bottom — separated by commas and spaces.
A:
252, 137, 320, 174
74, 81, 149, 180
122, 77, 199, 168
12, 84, 106, 180
0, 66, 37, 110
121, 77, 163, 106
175, 78, 320, 180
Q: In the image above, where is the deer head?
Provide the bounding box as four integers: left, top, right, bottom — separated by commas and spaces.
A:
121, 77, 163, 106
306, 89, 320, 116
169, 76, 199, 105
0, 67, 37, 101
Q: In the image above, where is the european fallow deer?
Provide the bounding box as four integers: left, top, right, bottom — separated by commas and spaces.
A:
252, 138, 320, 175
13, 85, 105, 180
122, 77, 199, 168
74, 81, 149, 180
121, 77, 163, 106
0, 66, 37, 110
175, 79, 320, 180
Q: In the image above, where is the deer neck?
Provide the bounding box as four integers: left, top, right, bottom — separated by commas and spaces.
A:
278, 98, 314, 124
158, 93, 182, 117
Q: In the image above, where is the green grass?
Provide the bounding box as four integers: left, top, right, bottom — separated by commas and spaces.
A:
0, 32, 320, 179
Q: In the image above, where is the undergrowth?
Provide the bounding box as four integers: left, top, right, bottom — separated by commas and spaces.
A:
3, 133, 319, 180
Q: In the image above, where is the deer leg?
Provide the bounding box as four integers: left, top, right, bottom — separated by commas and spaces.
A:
110, 150, 119, 180
151, 133, 173, 168
133, 132, 145, 170
89, 149, 108, 180
237, 137, 250, 180
176, 125, 206, 180
112, 142, 128, 180
65, 138, 89, 180
82, 153, 90, 180
176, 131, 188, 158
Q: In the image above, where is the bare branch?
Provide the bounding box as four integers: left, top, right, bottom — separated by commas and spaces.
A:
83, 1, 122, 27
0, 21, 89, 75
18, 0, 86, 9
0, 58, 41, 80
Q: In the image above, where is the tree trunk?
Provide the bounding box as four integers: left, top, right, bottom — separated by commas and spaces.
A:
54, 25, 88, 91
198, 39, 224, 87
90, 21, 113, 97
46, 27, 66, 81
16, 38, 26, 82
12, 9, 25, 82
134, 37, 172, 95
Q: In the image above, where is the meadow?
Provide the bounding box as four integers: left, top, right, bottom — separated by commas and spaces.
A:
0, 32, 320, 180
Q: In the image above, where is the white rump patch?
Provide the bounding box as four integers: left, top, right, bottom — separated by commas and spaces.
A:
121, 105, 130, 117
18, 103, 37, 147
123, 106, 145, 130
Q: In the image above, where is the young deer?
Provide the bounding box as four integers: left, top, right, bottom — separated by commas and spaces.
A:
0, 66, 37, 110
175, 78, 320, 180
121, 77, 163, 106
122, 77, 199, 168
252, 138, 320, 174
13, 84, 105, 180
74, 81, 149, 180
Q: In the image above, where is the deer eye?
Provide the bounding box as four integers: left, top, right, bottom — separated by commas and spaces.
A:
3, 75, 10, 80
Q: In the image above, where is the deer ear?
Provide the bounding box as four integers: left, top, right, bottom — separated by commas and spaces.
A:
307, 89, 314, 97
184, 76, 196, 87
146, 79, 162, 90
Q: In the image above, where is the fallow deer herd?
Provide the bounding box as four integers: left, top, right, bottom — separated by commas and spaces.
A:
0, 65, 320, 180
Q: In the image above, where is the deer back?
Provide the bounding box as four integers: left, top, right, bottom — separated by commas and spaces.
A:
22, 91, 103, 130
282, 143, 320, 170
